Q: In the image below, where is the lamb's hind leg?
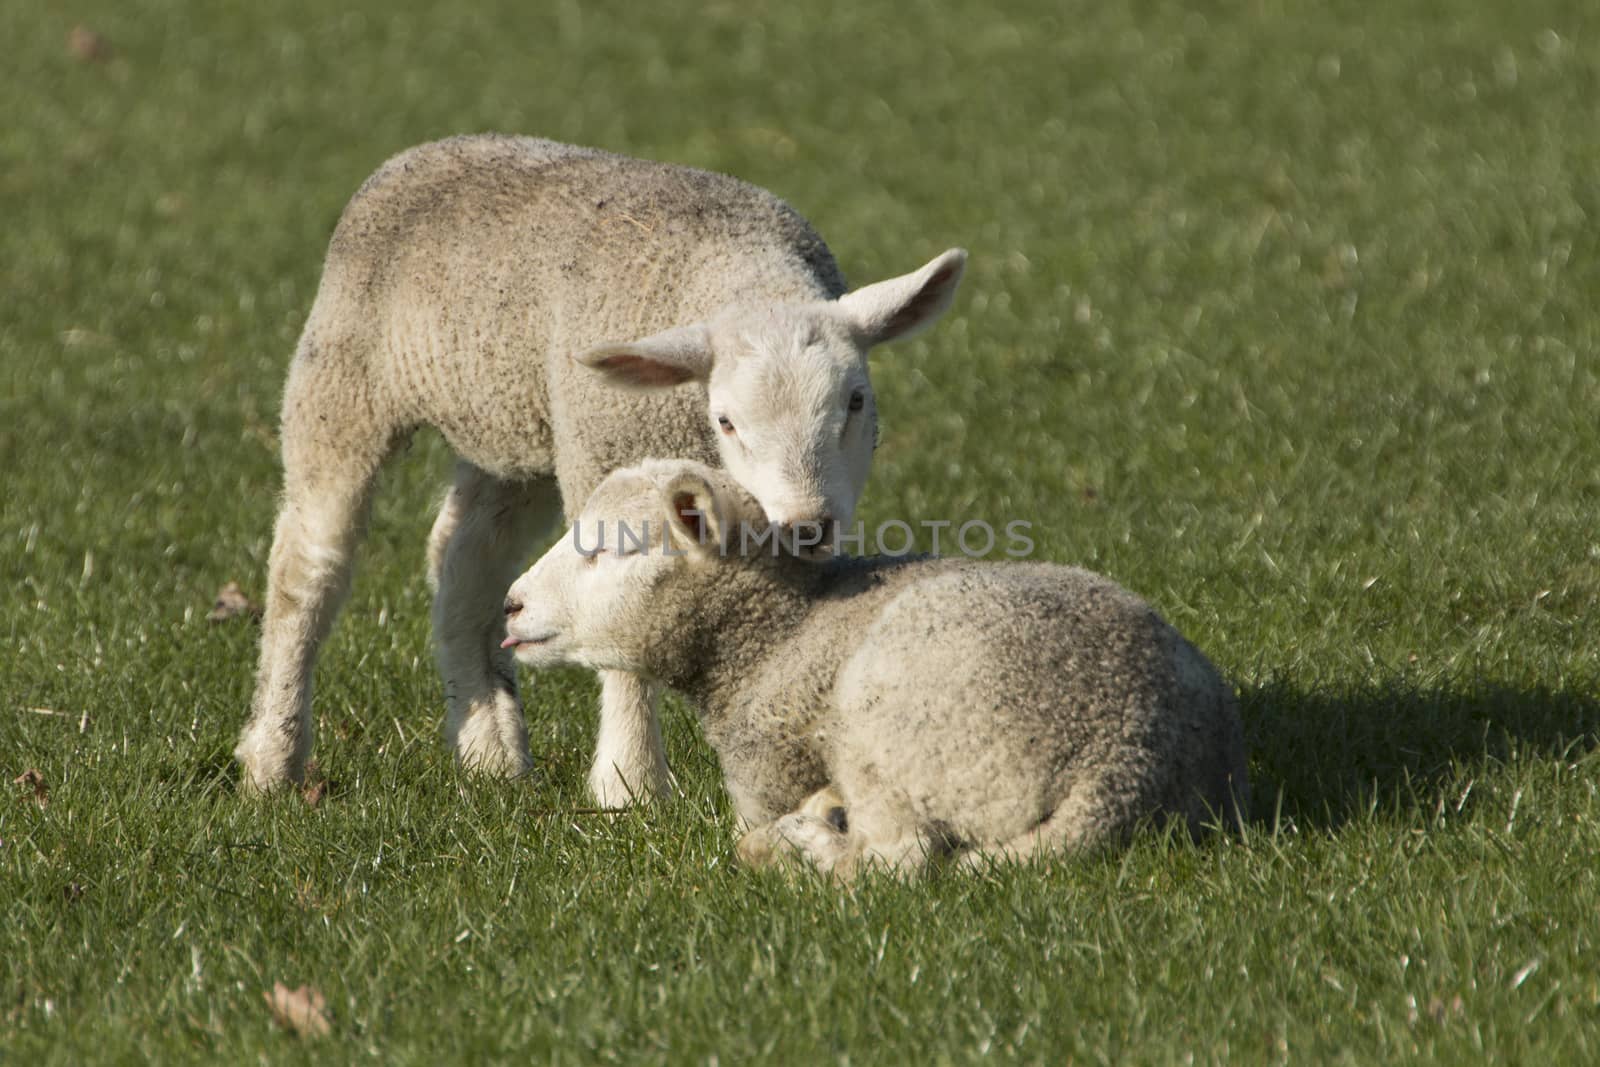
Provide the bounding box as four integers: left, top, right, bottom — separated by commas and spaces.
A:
959, 777, 1123, 871
428, 462, 562, 777
236, 362, 393, 793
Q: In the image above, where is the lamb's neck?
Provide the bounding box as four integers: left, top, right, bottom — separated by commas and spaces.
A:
681, 244, 845, 317
655, 558, 831, 714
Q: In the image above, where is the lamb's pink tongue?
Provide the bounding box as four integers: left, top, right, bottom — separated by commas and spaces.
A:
500, 636, 519, 649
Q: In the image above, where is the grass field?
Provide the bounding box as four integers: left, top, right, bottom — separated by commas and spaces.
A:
4, 0, 1600, 1060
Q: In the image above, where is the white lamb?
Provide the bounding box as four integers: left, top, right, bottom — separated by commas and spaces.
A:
233, 135, 967, 800
502, 460, 1252, 880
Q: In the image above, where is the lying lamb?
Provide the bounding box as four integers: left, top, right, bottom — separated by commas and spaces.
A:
502, 460, 1251, 879
232, 135, 966, 801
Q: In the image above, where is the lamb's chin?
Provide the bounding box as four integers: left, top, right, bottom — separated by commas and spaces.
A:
572, 650, 634, 674
511, 643, 565, 668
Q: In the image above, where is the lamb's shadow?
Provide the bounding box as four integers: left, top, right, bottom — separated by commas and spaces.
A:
1239, 677, 1600, 830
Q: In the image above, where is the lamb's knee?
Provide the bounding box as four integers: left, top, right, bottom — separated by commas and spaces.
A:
271, 478, 374, 580
268, 541, 347, 614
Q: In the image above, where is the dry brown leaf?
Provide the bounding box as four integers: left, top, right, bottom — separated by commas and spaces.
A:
68, 25, 112, 63
1428, 994, 1465, 1024
300, 762, 335, 807
14, 769, 48, 808
263, 982, 331, 1038
207, 582, 262, 624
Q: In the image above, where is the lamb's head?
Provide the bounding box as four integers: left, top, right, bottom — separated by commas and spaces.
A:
502, 460, 766, 675
574, 249, 966, 539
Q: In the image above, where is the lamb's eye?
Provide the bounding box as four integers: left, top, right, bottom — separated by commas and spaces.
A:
717, 414, 736, 434
848, 390, 865, 413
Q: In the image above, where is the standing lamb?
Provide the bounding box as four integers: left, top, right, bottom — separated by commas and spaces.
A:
233, 135, 966, 800
501, 460, 1252, 880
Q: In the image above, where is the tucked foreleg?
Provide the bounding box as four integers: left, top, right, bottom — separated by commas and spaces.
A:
738, 788, 964, 882
735, 785, 851, 872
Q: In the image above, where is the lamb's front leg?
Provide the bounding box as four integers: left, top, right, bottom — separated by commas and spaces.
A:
588, 671, 673, 807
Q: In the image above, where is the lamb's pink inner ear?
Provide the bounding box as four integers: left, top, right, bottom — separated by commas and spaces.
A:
883, 260, 962, 337
592, 353, 697, 387
671, 491, 707, 544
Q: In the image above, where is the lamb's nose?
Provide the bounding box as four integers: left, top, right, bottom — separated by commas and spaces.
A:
503, 597, 523, 618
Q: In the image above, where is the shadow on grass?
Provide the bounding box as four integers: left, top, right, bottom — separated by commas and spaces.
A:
1240, 678, 1600, 830
156, 746, 238, 797
162, 681, 1599, 844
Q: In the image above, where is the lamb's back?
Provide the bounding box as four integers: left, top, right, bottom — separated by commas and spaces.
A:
303, 135, 846, 486
329, 135, 844, 334
822, 560, 1245, 843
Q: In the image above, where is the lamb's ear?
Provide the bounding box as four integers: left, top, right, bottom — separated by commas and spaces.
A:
660, 468, 729, 556
574, 323, 713, 390
836, 248, 967, 348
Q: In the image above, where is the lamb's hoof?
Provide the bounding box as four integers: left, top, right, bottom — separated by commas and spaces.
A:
235, 766, 294, 797
588, 764, 674, 809
456, 744, 536, 781
736, 825, 782, 868
452, 714, 535, 782
233, 736, 304, 796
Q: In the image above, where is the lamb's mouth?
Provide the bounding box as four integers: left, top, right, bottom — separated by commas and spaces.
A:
501, 632, 557, 650
780, 531, 837, 561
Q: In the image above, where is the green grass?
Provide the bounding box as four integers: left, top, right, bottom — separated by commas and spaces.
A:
4, 0, 1600, 1061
